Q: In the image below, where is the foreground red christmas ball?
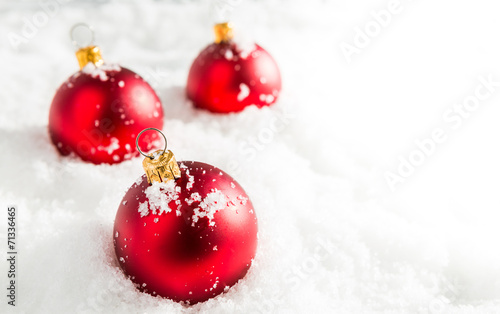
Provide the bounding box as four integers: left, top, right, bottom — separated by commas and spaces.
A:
48, 43, 163, 164
187, 22, 281, 113
113, 160, 258, 304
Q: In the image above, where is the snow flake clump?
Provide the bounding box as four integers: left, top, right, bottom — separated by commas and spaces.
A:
192, 190, 228, 227
237, 195, 248, 205
138, 202, 149, 217
81, 63, 121, 81
224, 49, 233, 60
237, 83, 250, 102
186, 192, 202, 205
138, 181, 180, 217
186, 169, 195, 190
97, 137, 120, 154
232, 34, 257, 59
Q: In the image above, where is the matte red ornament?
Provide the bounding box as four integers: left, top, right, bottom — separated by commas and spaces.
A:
187, 22, 281, 113
49, 65, 163, 164
113, 160, 258, 304
48, 26, 163, 164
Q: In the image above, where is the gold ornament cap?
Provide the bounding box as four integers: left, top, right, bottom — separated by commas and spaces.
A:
75, 45, 104, 69
214, 22, 234, 43
70, 23, 104, 69
136, 128, 181, 185
142, 150, 181, 184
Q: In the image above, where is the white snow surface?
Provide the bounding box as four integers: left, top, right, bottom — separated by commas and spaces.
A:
1, 0, 500, 313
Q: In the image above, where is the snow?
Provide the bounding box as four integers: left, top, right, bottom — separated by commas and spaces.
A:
186, 169, 195, 190
98, 137, 120, 154
1, 0, 500, 313
185, 192, 202, 205
191, 189, 229, 227
237, 83, 250, 101
142, 181, 179, 215
81, 62, 121, 81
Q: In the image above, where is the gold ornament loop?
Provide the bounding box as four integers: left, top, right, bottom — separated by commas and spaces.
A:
70, 23, 95, 49
136, 128, 167, 159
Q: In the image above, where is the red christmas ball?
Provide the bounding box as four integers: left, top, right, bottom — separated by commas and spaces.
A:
187, 41, 281, 113
113, 161, 258, 304
48, 64, 164, 164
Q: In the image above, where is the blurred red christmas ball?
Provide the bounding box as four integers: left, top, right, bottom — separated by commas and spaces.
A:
187, 23, 281, 113
113, 161, 258, 304
49, 64, 163, 164
48, 33, 164, 165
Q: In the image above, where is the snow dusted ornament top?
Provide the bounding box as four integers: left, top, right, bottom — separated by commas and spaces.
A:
186, 22, 282, 113
113, 128, 258, 304
48, 24, 164, 165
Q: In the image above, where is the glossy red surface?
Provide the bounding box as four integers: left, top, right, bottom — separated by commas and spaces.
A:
113, 161, 258, 304
48, 67, 163, 164
187, 42, 281, 113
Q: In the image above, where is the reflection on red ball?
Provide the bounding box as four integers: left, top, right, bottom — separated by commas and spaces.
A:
48, 65, 163, 164
113, 161, 258, 304
187, 42, 281, 113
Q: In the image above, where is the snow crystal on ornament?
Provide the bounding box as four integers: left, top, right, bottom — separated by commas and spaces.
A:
134, 176, 143, 186
186, 169, 195, 190
141, 181, 180, 216
186, 192, 202, 205
138, 202, 149, 217
118, 80, 125, 87
237, 83, 250, 102
81, 63, 121, 81
192, 190, 228, 227
232, 35, 257, 59
224, 49, 234, 60
98, 137, 120, 154
258, 93, 274, 103
237, 195, 248, 205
